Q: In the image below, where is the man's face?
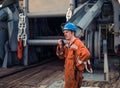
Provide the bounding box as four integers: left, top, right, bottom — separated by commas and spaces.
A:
63, 30, 74, 40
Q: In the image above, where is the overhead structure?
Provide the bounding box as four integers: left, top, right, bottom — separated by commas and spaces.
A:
27, 0, 70, 17
69, 0, 103, 37
26, 0, 104, 45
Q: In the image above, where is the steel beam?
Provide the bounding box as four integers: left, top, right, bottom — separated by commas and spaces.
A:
112, 0, 120, 51
77, 0, 103, 29
69, 1, 90, 24
69, 0, 103, 37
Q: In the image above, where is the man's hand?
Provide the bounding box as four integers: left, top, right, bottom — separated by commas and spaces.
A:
58, 39, 63, 49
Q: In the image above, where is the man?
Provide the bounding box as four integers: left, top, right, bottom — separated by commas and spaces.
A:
56, 22, 90, 88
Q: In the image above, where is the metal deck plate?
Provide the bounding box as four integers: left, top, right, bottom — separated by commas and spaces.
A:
46, 80, 64, 88
46, 80, 100, 88
83, 72, 104, 81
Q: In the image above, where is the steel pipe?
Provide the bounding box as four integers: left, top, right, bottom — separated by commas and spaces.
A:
27, 12, 66, 18
94, 31, 99, 57
28, 39, 66, 45
103, 40, 109, 81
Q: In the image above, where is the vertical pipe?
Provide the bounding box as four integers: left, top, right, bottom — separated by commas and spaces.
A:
90, 29, 93, 56
23, 0, 29, 66
87, 31, 90, 49
103, 40, 109, 81
90, 29, 94, 65
94, 31, 98, 57
85, 30, 88, 46
98, 24, 101, 61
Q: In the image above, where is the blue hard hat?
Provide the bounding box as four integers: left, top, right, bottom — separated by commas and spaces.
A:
63, 22, 76, 32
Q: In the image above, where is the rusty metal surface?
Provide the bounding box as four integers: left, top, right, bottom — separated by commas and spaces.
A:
0, 59, 64, 88
0, 57, 120, 88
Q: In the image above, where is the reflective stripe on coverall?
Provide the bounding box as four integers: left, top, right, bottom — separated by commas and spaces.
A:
56, 38, 90, 88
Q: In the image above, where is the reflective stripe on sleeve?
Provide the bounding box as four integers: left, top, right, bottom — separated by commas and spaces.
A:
76, 56, 83, 64
56, 52, 64, 56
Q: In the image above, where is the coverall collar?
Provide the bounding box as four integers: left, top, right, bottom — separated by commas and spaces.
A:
66, 38, 77, 48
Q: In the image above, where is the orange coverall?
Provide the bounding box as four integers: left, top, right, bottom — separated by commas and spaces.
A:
56, 38, 90, 88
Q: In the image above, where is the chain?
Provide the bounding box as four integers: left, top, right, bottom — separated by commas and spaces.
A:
66, 8, 72, 21
18, 13, 27, 46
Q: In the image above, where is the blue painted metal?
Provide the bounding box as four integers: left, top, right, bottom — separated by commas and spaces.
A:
0, 28, 8, 60
69, 0, 103, 37
0, 3, 21, 67
0, 7, 8, 19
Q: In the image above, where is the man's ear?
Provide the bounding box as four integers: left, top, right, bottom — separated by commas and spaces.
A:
71, 31, 75, 35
